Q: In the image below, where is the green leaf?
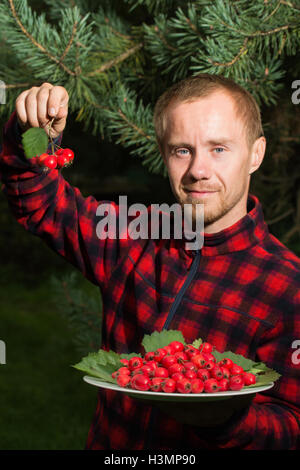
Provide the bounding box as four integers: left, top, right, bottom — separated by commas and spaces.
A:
213, 349, 256, 371
192, 337, 203, 349
142, 329, 186, 353
245, 369, 281, 388
72, 349, 123, 383
21, 127, 49, 159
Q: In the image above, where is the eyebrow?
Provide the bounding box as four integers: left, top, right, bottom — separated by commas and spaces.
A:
167, 138, 235, 149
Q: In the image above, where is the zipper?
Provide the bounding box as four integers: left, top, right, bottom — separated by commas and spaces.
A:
144, 249, 201, 449
162, 250, 201, 330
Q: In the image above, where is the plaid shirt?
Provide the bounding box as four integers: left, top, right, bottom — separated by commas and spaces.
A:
1, 111, 300, 450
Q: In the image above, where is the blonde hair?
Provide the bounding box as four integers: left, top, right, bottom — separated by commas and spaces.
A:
153, 73, 264, 150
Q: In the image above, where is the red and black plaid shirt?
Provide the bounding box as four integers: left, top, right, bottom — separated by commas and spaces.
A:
1, 111, 300, 449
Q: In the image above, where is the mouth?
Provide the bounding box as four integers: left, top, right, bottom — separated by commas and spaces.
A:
184, 189, 218, 197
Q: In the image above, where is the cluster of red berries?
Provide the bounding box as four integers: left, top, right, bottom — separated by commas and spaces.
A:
112, 341, 256, 394
33, 148, 74, 170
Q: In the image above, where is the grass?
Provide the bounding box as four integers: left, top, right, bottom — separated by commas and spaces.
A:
0, 267, 99, 450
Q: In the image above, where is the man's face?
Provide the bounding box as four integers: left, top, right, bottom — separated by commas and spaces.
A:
161, 90, 266, 233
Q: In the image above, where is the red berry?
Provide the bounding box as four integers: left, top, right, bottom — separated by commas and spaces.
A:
174, 351, 188, 363
145, 351, 156, 362
150, 377, 164, 392
184, 345, 199, 359
184, 370, 197, 380
183, 361, 197, 373
219, 358, 234, 369
168, 363, 185, 376
230, 364, 244, 376
161, 355, 177, 369
242, 372, 256, 386
218, 378, 229, 391
120, 359, 129, 366
57, 153, 70, 168
199, 342, 213, 354
153, 348, 167, 362
38, 153, 49, 166
162, 378, 176, 393
144, 360, 158, 376
190, 378, 204, 394
176, 378, 192, 394
62, 148, 74, 161
191, 353, 207, 368
197, 369, 210, 381
128, 356, 144, 371
43, 155, 57, 169
133, 374, 151, 391
210, 365, 224, 380
168, 341, 185, 354
204, 378, 219, 393
163, 345, 173, 355
116, 374, 131, 387
154, 367, 169, 378
55, 148, 65, 156
204, 360, 215, 370
220, 366, 230, 379
229, 375, 244, 391
202, 352, 216, 363
171, 372, 185, 381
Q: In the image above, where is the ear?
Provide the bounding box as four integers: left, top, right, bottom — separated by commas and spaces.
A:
249, 136, 266, 175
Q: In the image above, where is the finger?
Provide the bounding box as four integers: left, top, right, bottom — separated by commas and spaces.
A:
36, 83, 53, 128
24, 87, 40, 128
15, 89, 30, 126
47, 86, 69, 118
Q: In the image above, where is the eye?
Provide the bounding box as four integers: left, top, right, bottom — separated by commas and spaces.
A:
175, 148, 191, 157
214, 147, 225, 153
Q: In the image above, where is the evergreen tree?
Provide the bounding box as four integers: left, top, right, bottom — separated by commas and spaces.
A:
0, 0, 300, 352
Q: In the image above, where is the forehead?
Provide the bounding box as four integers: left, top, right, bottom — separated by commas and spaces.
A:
163, 91, 245, 142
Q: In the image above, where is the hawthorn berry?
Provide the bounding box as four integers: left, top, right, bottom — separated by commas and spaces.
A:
43, 155, 57, 169
154, 367, 169, 379
204, 378, 219, 393
190, 378, 204, 394
117, 374, 131, 387
191, 353, 207, 368
229, 375, 244, 391
230, 364, 244, 376
133, 374, 151, 391
150, 377, 164, 392
197, 369, 210, 381
128, 356, 144, 371
176, 378, 192, 394
162, 378, 176, 393
242, 372, 256, 386
199, 342, 213, 354
168, 341, 185, 354
210, 366, 224, 381
218, 378, 229, 391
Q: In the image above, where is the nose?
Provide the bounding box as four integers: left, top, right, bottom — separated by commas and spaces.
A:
187, 150, 213, 181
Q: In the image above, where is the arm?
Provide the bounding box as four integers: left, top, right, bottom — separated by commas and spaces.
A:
0, 85, 129, 289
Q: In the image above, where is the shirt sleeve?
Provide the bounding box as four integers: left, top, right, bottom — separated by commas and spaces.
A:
0, 110, 129, 290
190, 296, 300, 450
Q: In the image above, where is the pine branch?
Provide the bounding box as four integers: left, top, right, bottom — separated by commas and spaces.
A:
8, 0, 77, 76
87, 42, 143, 76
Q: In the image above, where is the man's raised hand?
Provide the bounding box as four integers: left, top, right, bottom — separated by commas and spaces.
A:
15, 82, 69, 139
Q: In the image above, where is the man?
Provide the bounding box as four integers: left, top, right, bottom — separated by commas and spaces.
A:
0, 74, 299, 449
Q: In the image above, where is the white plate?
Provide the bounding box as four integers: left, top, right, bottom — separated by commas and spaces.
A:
83, 376, 274, 402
